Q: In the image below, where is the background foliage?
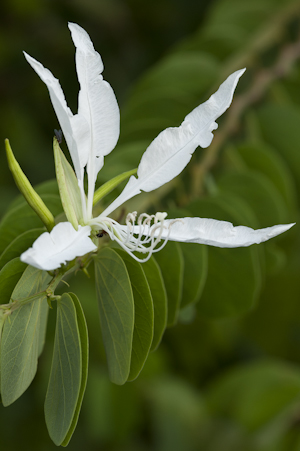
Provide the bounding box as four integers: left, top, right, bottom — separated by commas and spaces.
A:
2, 0, 300, 449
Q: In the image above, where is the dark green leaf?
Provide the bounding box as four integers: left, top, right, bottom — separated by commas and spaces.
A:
0, 257, 27, 304
45, 293, 82, 446
189, 198, 262, 318
234, 142, 297, 211
154, 242, 184, 326
115, 249, 154, 380
94, 248, 134, 385
257, 104, 300, 193
207, 361, 300, 433
1, 266, 51, 405
0, 194, 62, 255
141, 256, 168, 351
37, 295, 49, 358
61, 293, 89, 447
7, 179, 59, 211
217, 170, 288, 227
180, 243, 208, 308
0, 228, 44, 270
167, 208, 208, 309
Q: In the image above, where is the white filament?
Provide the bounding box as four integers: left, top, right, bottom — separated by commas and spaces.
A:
89, 212, 178, 262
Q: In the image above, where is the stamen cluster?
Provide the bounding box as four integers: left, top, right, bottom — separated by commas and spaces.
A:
91, 212, 177, 262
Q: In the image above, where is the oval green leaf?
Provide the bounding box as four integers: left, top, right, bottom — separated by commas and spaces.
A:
142, 256, 168, 351
188, 198, 262, 318
154, 241, 184, 326
1, 266, 51, 405
61, 292, 89, 447
0, 194, 62, 255
235, 142, 297, 210
115, 249, 154, 380
0, 257, 27, 304
217, 170, 288, 227
180, 243, 208, 308
0, 228, 44, 270
45, 293, 82, 446
94, 248, 134, 385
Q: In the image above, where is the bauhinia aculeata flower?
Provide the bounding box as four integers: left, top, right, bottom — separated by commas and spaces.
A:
20, 23, 294, 271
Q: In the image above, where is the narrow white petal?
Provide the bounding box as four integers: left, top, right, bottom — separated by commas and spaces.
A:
20, 222, 97, 271
127, 218, 295, 248
68, 22, 120, 180
23, 52, 89, 181
159, 218, 295, 247
101, 69, 245, 217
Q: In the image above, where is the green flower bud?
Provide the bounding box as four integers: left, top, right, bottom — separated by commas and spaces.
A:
5, 139, 55, 232
53, 137, 83, 230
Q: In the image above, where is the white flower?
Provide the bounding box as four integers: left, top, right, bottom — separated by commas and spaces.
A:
20, 23, 294, 271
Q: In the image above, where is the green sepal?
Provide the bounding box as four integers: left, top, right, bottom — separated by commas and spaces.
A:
53, 137, 83, 230
93, 168, 137, 206
5, 139, 55, 232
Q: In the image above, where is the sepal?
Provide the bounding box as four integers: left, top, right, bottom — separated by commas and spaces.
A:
53, 137, 83, 229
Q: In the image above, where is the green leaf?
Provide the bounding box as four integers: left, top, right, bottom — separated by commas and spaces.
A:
180, 243, 208, 308
121, 53, 220, 141
207, 360, 300, 434
234, 142, 297, 211
98, 141, 150, 183
189, 198, 262, 318
257, 104, 300, 193
154, 241, 184, 326
0, 228, 44, 270
37, 295, 49, 358
8, 179, 59, 210
167, 208, 208, 309
53, 138, 83, 229
45, 293, 82, 446
115, 249, 154, 381
94, 248, 134, 385
0, 257, 27, 304
141, 256, 168, 351
60, 293, 89, 446
217, 170, 288, 227
0, 266, 51, 405
0, 194, 62, 255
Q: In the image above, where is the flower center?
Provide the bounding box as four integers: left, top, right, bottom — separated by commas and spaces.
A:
90, 212, 177, 262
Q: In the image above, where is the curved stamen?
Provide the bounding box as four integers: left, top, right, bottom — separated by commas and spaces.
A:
89, 212, 179, 262
91, 212, 183, 262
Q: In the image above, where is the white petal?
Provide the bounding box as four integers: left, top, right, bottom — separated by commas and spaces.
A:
127, 218, 295, 248
23, 52, 89, 181
68, 22, 120, 181
20, 222, 97, 271
101, 69, 245, 217
159, 218, 295, 247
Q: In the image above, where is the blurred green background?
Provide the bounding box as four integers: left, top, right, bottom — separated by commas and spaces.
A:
2, 0, 300, 450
